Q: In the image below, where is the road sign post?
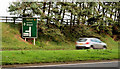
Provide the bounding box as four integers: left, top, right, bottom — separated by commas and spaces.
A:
34, 38, 35, 45
25, 38, 26, 41
22, 18, 37, 45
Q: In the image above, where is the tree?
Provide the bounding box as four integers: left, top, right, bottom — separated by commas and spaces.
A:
8, 1, 119, 38
8, 2, 43, 17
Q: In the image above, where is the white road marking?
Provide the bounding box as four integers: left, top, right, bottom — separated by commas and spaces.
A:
23, 61, 119, 68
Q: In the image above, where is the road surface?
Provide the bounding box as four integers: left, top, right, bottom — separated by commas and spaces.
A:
3, 61, 119, 69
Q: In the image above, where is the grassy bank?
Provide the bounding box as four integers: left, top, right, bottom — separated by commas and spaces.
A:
2, 23, 75, 50
101, 35, 119, 49
2, 49, 118, 65
0, 22, 2, 47
2, 23, 37, 50
2, 23, 119, 50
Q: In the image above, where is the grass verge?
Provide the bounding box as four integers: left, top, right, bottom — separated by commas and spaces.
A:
2, 49, 118, 65
2, 23, 75, 50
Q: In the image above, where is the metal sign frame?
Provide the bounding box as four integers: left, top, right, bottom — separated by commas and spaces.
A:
22, 17, 38, 38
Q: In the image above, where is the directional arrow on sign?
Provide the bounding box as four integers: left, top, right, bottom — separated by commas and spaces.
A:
22, 18, 37, 38
24, 23, 25, 26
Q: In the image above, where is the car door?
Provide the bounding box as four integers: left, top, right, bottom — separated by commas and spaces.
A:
90, 39, 98, 48
95, 39, 103, 48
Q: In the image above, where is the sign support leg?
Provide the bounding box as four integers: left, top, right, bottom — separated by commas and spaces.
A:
25, 38, 26, 41
34, 38, 35, 45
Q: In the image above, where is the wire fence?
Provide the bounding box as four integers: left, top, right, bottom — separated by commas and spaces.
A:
0, 16, 79, 26
0, 16, 22, 23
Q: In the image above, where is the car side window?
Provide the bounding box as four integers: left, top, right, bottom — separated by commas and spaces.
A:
95, 39, 102, 43
91, 38, 103, 43
94, 39, 98, 43
91, 39, 93, 42
91, 39, 96, 42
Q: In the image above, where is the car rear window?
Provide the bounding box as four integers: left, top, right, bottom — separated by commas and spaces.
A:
78, 39, 87, 42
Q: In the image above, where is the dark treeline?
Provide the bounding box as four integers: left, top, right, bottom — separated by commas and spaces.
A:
8, 2, 120, 41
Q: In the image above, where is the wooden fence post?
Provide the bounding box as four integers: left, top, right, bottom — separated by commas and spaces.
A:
6, 17, 7, 23
13, 17, 15, 24
67, 20, 68, 25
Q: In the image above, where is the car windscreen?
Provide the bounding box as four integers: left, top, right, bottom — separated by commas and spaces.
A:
78, 38, 87, 42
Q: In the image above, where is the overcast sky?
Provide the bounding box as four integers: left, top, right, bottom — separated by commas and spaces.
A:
0, 0, 119, 17
0, 0, 13, 16
0, 0, 64, 16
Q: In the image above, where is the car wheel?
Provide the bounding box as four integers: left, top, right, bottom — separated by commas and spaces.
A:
76, 47, 79, 50
89, 46, 94, 49
103, 46, 107, 50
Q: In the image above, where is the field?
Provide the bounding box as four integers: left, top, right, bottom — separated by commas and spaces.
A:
1, 23, 119, 65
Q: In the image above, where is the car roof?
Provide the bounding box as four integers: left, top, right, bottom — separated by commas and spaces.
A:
78, 38, 98, 39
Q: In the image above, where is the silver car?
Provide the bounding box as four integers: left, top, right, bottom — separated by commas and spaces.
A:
75, 38, 107, 49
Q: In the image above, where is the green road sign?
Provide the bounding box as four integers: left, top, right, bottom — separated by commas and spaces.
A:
22, 18, 37, 38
